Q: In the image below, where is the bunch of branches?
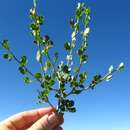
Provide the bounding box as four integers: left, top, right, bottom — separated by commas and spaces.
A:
0, 0, 124, 115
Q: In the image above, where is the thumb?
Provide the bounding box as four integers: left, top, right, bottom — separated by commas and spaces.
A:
28, 112, 60, 130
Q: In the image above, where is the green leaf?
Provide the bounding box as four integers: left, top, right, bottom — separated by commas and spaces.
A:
64, 42, 71, 51
80, 54, 87, 64
73, 89, 83, 94
18, 66, 27, 75
94, 75, 102, 82
74, 22, 80, 32
79, 84, 84, 88
30, 23, 39, 31
20, 56, 28, 67
36, 50, 41, 62
105, 74, 112, 82
73, 67, 79, 73
52, 72, 57, 79
34, 73, 42, 79
44, 74, 51, 81
24, 77, 32, 84
77, 48, 83, 56
42, 60, 51, 72
79, 72, 87, 81
53, 52, 58, 62
90, 75, 102, 89
38, 91, 48, 102
30, 8, 36, 19
42, 89, 50, 96
69, 18, 75, 29
66, 100, 74, 108
84, 8, 91, 27
117, 62, 124, 71
81, 42, 87, 51
84, 7, 91, 15
108, 65, 114, 73
48, 79, 55, 86
63, 65, 70, 73
3, 53, 13, 61
2, 40, 10, 50
41, 46, 48, 55
46, 60, 51, 68
76, 3, 84, 20
47, 40, 54, 49
37, 16, 44, 25
68, 107, 76, 113
43, 35, 50, 43
70, 76, 79, 87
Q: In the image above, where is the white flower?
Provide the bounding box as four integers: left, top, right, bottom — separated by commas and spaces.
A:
117, 62, 124, 71
106, 75, 112, 82
109, 65, 114, 73
83, 27, 90, 37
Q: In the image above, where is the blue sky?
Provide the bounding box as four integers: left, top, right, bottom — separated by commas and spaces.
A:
0, 0, 130, 130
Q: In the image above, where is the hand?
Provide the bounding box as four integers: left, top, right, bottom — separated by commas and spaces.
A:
0, 107, 63, 130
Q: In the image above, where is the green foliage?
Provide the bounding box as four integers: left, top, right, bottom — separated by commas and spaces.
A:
90, 75, 102, 89
69, 18, 75, 29
20, 56, 28, 67
53, 52, 58, 62
24, 77, 32, 84
3, 53, 13, 61
117, 62, 124, 71
0, 0, 124, 116
34, 72, 42, 79
2, 40, 10, 50
36, 50, 41, 62
64, 42, 71, 51
18, 66, 27, 75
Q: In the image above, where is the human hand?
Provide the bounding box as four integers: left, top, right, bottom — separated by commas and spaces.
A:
0, 107, 63, 130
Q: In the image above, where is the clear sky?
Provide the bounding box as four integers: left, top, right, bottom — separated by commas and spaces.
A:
0, 0, 130, 130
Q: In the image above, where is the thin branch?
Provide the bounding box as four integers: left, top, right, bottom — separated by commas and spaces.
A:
9, 50, 38, 80
37, 44, 46, 77
47, 53, 57, 73
8, 48, 55, 108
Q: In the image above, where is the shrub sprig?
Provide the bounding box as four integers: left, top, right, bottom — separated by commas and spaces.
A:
0, 0, 124, 115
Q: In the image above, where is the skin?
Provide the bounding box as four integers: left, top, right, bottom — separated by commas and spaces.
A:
0, 107, 64, 130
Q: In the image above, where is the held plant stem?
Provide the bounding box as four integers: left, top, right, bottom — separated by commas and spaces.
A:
0, 1, 124, 115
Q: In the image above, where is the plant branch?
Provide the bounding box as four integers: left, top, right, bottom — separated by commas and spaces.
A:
46, 53, 57, 73
8, 48, 55, 108
37, 44, 46, 77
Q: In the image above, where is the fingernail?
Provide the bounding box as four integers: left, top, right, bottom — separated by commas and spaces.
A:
48, 112, 59, 125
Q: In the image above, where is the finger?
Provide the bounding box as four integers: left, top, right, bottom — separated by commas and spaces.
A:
58, 115, 64, 125
28, 112, 61, 130
23, 114, 64, 130
3, 107, 54, 129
